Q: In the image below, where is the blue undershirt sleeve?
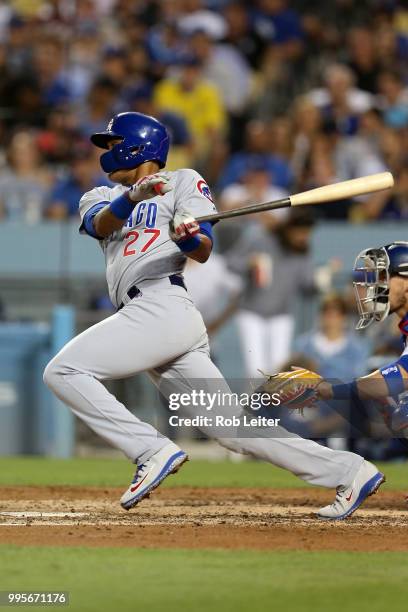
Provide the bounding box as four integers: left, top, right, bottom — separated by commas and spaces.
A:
198, 221, 213, 244
80, 202, 108, 239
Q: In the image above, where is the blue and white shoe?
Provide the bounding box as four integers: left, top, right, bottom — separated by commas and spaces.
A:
121, 442, 188, 511
317, 460, 385, 520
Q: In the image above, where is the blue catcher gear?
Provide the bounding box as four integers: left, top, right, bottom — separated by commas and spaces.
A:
353, 241, 408, 329
91, 112, 170, 174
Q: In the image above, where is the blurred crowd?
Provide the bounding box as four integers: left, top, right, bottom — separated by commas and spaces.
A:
0, 0, 406, 222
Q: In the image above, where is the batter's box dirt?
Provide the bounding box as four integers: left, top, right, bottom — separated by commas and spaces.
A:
0, 486, 407, 551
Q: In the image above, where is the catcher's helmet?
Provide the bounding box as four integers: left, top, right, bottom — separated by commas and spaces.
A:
91, 112, 170, 174
353, 241, 408, 329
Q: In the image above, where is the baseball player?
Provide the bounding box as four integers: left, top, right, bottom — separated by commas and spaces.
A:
44, 112, 383, 519
310, 242, 408, 427
275, 242, 408, 514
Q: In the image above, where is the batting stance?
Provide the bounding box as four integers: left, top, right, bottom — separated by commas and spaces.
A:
44, 112, 383, 519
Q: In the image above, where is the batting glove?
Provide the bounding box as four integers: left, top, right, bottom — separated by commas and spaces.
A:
128, 173, 172, 202
169, 211, 200, 242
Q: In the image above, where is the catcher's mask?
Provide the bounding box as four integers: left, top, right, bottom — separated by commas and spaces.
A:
353, 242, 408, 330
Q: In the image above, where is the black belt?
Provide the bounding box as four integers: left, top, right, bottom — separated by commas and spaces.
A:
118, 274, 186, 310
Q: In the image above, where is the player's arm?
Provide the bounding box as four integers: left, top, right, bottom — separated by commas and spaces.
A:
93, 196, 132, 237
263, 358, 408, 413
169, 169, 218, 263
91, 175, 171, 238
169, 213, 213, 263
185, 233, 212, 264
316, 358, 408, 401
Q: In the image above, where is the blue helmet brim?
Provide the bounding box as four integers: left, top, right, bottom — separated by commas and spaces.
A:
90, 130, 123, 149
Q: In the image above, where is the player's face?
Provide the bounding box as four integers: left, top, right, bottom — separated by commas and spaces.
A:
388, 276, 408, 316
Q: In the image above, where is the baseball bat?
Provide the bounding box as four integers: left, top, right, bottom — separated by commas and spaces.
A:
196, 172, 394, 223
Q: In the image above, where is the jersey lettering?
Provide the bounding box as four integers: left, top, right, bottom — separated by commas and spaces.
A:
146, 203, 157, 228
135, 202, 147, 225
127, 202, 158, 228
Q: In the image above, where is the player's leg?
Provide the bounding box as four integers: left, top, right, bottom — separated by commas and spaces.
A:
43, 290, 207, 463
150, 346, 385, 518
236, 310, 267, 377
149, 344, 366, 490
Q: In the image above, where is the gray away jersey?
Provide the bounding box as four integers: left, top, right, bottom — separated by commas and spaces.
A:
79, 169, 217, 307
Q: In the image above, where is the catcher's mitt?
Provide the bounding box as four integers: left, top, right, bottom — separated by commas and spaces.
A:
259, 367, 323, 413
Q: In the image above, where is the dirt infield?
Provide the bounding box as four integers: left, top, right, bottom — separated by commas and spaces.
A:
0, 486, 407, 551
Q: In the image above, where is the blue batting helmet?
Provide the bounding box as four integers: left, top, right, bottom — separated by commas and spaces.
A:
353, 241, 408, 329
91, 112, 170, 173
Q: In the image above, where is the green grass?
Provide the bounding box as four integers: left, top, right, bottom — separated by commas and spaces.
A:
0, 456, 406, 489
0, 546, 407, 612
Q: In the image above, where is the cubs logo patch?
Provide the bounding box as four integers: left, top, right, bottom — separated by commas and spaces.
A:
197, 180, 213, 202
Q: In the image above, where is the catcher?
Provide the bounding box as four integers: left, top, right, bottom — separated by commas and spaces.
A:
271, 241, 408, 506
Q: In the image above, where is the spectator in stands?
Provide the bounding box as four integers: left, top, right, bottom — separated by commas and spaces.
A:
36, 107, 80, 165
219, 158, 289, 228
218, 120, 292, 191
308, 64, 374, 135
377, 70, 408, 129
0, 130, 52, 222
269, 116, 293, 162
375, 24, 404, 74
294, 293, 369, 381
1, 74, 47, 131
125, 44, 154, 89
253, 0, 304, 61
146, 22, 188, 79
299, 133, 357, 220
177, 0, 227, 40
126, 83, 194, 170
222, 2, 265, 69
65, 26, 102, 100
355, 108, 386, 155
4, 15, 30, 76
188, 29, 252, 119
333, 119, 387, 184
33, 35, 71, 107
98, 47, 128, 90
226, 210, 315, 376
251, 43, 302, 121
347, 27, 381, 94
78, 77, 118, 137
353, 165, 408, 222
154, 57, 226, 162
289, 293, 372, 444
291, 97, 323, 186
45, 142, 104, 220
